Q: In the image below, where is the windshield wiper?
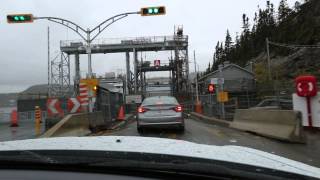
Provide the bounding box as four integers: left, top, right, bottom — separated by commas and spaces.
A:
0, 150, 59, 164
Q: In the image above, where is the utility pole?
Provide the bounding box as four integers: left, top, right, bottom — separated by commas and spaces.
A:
266, 38, 271, 81
193, 50, 199, 103
218, 65, 225, 120
86, 28, 92, 78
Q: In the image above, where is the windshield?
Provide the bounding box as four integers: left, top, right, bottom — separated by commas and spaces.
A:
1, 0, 320, 179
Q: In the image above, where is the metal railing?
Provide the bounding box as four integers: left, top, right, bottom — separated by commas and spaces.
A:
60, 35, 188, 47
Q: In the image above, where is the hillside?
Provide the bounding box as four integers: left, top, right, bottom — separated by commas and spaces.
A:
0, 93, 17, 107
203, 0, 320, 89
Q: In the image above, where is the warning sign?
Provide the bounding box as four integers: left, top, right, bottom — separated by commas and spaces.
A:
217, 91, 229, 103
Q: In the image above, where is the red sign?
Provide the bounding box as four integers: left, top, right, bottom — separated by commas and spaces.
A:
154, 60, 160, 67
47, 98, 63, 117
208, 84, 215, 94
295, 75, 317, 97
67, 97, 82, 113
295, 75, 318, 127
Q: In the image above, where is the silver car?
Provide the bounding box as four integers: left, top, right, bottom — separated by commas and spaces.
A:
137, 96, 185, 133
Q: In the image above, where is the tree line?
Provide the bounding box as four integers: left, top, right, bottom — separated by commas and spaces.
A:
200, 0, 314, 78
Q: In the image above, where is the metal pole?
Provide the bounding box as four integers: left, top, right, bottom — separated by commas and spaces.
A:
67, 54, 71, 87
75, 53, 80, 88
193, 50, 199, 103
133, 48, 138, 93
218, 65, 225, 119
266, 38, 271, 81
47, 26, 50, 97
125, 52, 130, 94
87, 29, 92, 78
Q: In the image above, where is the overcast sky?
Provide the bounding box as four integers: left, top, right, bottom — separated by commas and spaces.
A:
0, 0, 297, 93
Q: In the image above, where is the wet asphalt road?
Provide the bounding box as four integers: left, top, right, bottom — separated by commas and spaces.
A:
98, 118, 320, 168
0, 120, 44, 142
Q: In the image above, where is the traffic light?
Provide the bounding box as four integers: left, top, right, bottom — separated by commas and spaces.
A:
91, 85, 98, 97
141, 6, 166, 16
7, 14, 33, 23
208, 84, 215, 94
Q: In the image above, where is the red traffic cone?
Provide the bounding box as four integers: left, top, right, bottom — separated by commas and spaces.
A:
10, 109, 18, 127
117, 105, 125, 121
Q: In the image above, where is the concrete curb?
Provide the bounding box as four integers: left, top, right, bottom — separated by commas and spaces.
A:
40, 113, 91, 138
110, 114, 135, 130
89, 114, 135, 136
188, 112, 231, 127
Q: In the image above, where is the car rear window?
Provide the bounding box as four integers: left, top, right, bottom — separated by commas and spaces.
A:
142, 96, 178, 106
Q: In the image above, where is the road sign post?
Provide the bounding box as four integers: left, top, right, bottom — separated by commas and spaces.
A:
295, 75, 318, 127
218, 65, 225, 119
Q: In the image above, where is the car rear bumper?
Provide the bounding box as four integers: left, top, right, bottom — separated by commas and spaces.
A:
137, 117, 184, 129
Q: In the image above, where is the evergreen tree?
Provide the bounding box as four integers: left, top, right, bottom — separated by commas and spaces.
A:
294, 1, 301, 12
278, 0, 292, 22
224, 30, 233, 62
203, 0, 313, 80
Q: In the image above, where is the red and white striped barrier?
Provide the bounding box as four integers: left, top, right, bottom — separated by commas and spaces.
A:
79, 83, 89, 110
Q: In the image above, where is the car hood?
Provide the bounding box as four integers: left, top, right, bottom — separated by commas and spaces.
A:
0, 136, 319, 178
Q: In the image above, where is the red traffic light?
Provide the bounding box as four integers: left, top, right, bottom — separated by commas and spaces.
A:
208, 84, 215, 94
295, 75, 317, 97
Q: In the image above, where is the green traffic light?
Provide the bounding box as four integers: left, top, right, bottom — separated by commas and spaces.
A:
7, 14, 34, 23
141, 6, 165, 16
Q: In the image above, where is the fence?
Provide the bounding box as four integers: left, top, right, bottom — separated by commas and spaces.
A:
189, 87, 294, 120
18, 111, 47, 122
0, 111, 47, 124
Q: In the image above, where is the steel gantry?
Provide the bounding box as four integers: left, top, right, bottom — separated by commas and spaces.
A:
49, 52, 71, 97
60, 31, 189, 96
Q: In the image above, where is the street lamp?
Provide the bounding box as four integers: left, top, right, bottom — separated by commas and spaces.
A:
7, 7, 166, 112
7, 6, 166, 78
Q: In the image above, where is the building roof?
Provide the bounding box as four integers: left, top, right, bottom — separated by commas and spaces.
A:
199, 63, 254, 82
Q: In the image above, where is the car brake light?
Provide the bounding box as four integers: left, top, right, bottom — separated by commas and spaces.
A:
138, 106, 147, 113
174, 105, 183, 112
